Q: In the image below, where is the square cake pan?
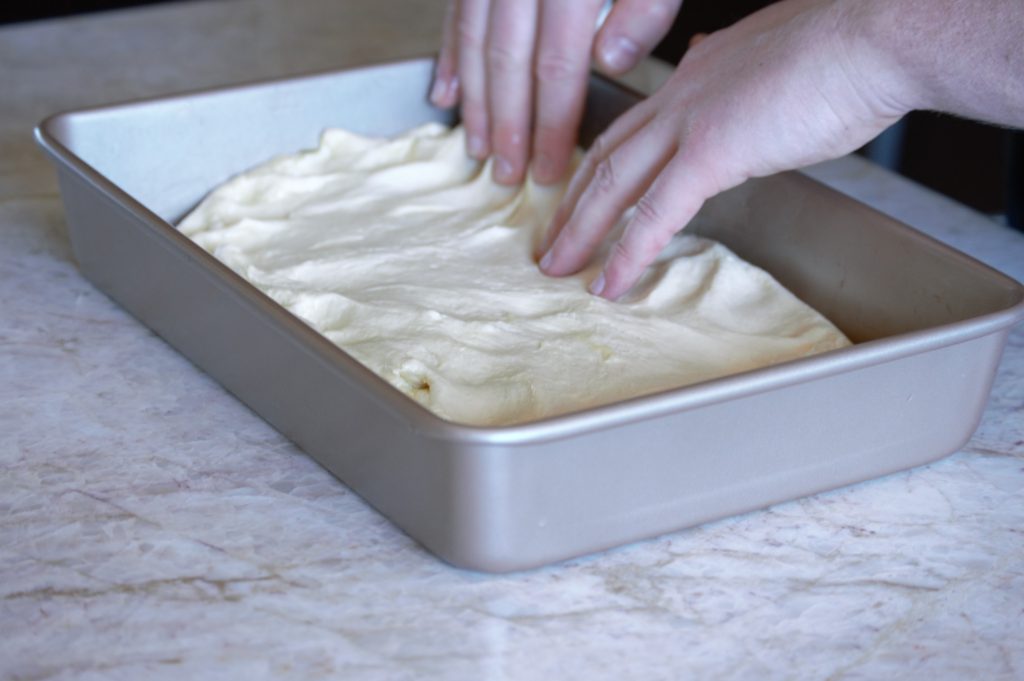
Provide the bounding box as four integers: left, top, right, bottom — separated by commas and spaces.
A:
36, 58, 1024, 572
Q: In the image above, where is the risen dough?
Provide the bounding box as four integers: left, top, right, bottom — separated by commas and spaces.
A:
179, 123, 850, 426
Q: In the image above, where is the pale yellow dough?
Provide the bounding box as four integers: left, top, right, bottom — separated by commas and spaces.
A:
180, 123, 850, 426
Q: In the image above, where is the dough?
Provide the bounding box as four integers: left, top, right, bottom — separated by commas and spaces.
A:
179, 123, 850, 426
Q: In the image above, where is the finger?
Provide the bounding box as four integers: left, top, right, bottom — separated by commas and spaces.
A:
594, 0, 684, 74
531, 0, 607, 185
431, 1, 462, 107
457, 0, 492, 159
595, 154, 711, 300
540, 100, 655, 254
540, 118, 675, 277
486, 0, 539, 184
688, 32, 707, 49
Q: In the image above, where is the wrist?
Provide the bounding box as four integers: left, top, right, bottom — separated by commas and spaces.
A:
837, 0, 929, 118
843, 0, 1024, 127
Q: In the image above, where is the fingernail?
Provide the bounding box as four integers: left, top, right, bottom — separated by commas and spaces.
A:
539, 250, 553, 272
429, 77, 446, 105
589, 273, 606, 296
494, 156, 515, 183
601, 36, 639, 72
467, 135, 486, 159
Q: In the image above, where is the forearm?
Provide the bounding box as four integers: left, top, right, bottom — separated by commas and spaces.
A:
853, 0, 1024, 127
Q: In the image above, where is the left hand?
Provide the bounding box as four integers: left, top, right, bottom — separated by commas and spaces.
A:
430, 0, 683, 186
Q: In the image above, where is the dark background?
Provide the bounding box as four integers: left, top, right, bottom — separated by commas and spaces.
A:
5, 0, 1019, 228
0, 0, 180, 23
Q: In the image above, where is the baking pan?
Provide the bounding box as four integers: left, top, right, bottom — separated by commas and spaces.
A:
36, 58, 1024, 572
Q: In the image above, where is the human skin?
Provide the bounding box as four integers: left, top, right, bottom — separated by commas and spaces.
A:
433, 0, 1024, 299
431, 0, 682, 185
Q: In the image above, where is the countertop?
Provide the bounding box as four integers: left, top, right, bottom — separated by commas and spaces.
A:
1, 1, 1022, 679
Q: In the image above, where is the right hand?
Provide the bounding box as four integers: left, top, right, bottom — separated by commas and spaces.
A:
430, 0, 684, 186
539, 0, 912, 300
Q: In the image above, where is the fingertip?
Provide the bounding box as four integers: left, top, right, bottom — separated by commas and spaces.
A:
491, 126, 528, 184
596, 35, 641, 75
429, 76, 455, 108
493, 155, 525, 185
493, 157, 512, 183
537, 238, 568, 277
594, 266, 634, 301
594, 0, 682, 75
597, 239, 646, 300
466, 133, 488, 160
538, 249, 554, 272
538, 215, 563, 258
538, 235, 588, 279
429, 80, 444, 107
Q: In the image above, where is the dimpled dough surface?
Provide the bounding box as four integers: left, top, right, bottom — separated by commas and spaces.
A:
179, 123, 850, 426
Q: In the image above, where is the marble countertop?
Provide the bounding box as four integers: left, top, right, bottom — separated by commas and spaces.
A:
2, 1, 1022, 679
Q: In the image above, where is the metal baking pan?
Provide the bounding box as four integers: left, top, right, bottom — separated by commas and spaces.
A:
36, 57, 1024, 572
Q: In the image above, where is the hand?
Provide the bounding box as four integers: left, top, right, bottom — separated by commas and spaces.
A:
430, 0, 683, 186
539, 0, 911, 300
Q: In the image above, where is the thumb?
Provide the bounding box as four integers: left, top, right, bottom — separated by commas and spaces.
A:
594, 0, 684, 74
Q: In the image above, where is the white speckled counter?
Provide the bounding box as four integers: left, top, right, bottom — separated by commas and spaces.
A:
1, 2, 1022, 679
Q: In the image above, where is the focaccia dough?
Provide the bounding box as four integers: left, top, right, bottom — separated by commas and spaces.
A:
180, 123, 850, 426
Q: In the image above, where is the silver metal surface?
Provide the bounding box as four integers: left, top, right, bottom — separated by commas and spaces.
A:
36, 58, 1024, 572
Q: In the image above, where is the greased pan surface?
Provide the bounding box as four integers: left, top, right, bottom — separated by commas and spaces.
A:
36, 58, 1024, 571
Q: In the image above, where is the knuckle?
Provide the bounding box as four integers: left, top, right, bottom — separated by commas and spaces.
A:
579, 133, 611, 177
629, 211, 678, 259
592, 158, 617, 195
456, 20, 483, 51
486, 43, 527, 73
633, 194, 665, 226
534, 51, 579, 83
614, 226, 668, 269
611, 238, 640, 267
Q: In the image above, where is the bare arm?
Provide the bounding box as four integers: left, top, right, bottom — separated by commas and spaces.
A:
540, 0, 1024, 300
858, 0, 1024, 127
